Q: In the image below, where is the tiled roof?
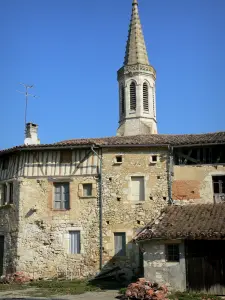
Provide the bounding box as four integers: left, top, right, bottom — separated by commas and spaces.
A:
0, 131, 225, 155
135, 203, 225, 241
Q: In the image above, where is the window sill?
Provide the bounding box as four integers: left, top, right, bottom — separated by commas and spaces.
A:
0, 204, 14, 210
113, 162, 123, 166
79, 196, 96, 199
68, 253, 82, 258
52, 209, 71, 212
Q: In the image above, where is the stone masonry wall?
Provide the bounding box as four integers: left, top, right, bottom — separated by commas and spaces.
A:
101, 148, 169, 273
0, 181, 20, 275
17, 177, 100, 279
172, 165, 225, 204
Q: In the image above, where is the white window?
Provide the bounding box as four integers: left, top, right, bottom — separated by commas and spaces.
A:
131, 176, 145, 201
69, 231, 81, 254
114, 232, 126, 256
83, 183, 93, 197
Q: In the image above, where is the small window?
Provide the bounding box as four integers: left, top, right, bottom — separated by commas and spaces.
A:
166, 244, 180, 262
69, 231, 81, 254
2, 157, 9, 170
60, 151, 72, 164
150, 155, 158, 163
83, 183, 93, 197
114, 155, 123, 164
130, 82, 136, 111
9, 183, 13, 204
114, 233, 126, 256
54, 182, 70, 210
0, 184, 7, 205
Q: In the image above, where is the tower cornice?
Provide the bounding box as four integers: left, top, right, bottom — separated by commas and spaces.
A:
117, 64, 156, 81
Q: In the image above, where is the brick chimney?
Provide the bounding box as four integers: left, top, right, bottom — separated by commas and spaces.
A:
24, 123, 40, 145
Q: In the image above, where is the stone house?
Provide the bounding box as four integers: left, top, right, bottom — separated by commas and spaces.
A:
135, 203, 225, 295
0, 0, 225, 289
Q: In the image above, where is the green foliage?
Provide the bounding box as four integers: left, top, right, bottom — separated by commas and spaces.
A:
169, 292, 222, 300
28, 279, 101, 296
119, 287, 127, 295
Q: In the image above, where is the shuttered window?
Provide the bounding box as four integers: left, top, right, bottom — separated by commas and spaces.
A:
9, 183, 13, 204
121, 85, 125, 115
131, 177, 145, 201
143, 83, 149, 112
114, 233, 126, 256
130, 82, 136, 111
69, 231, 81, 254
54, 183, 70, 210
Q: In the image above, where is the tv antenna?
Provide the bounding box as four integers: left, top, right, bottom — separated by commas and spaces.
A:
17, 83, 38, 136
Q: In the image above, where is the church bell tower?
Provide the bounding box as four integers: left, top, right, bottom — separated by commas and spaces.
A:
117, 0, 157, 136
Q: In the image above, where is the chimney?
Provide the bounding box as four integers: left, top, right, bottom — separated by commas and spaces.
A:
24, 123, 40, 145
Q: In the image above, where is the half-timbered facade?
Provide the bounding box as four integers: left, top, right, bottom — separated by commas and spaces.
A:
0, 0, 225, 288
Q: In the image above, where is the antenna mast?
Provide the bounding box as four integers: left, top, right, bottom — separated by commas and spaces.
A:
17, 83, 38, 137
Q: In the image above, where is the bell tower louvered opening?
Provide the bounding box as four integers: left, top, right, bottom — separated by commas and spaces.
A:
130, 82, 136, 111
143, 82, 149, 112
121, 85, 125, 115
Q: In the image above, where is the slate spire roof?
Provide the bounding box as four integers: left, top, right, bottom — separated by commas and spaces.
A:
124, 0, 150, 65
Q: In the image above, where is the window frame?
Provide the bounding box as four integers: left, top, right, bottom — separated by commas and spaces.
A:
82, 183, 93, 197
69, 231, 81, 254
114, 232, 126, 257
53, 182, 70, 210
130, 176, 145, 201
165, 244, 180, 262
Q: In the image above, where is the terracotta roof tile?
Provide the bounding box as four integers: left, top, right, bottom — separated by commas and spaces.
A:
135, 203, 225, 241
0, 131, 225, 155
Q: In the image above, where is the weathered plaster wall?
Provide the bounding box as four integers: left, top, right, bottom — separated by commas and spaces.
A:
17, 177, 100, 279
172, 165, 225, 204
0, 181, 20, 274
101, 148, 169, 272
143, 240, 186, 292
12, 148, 169, 279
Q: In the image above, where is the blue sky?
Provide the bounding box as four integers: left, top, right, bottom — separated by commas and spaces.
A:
1, 0, 225, 149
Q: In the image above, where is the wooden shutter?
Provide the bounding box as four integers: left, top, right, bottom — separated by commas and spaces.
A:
69, 231, 80, 254
54, 183, 69, 209
62, 183, 69, 209
121, 85, 125, 115
131, 177, 145, 201
130, 82, 136, 111
143, 83, 149, 111
114, 233, 126, 256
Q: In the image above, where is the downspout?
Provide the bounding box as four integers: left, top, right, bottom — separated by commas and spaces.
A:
91, 145, 103, 271
167, 145, 174, 204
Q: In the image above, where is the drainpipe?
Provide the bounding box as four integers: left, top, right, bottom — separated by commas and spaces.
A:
91, 145, 103, 271
167, 145, 174, 205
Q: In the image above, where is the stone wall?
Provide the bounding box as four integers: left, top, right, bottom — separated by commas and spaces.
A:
0, 181, 20, 274
143, 240, 186, 292
101, 148, 169, 273
172, 165, 225, 204
9, 147, 169, 279
17, 177, 100, 279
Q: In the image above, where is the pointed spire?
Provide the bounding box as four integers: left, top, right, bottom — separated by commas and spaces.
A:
124, 0, 149, 66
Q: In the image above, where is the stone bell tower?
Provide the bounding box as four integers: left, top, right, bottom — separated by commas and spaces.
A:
117, 0, 157, 136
